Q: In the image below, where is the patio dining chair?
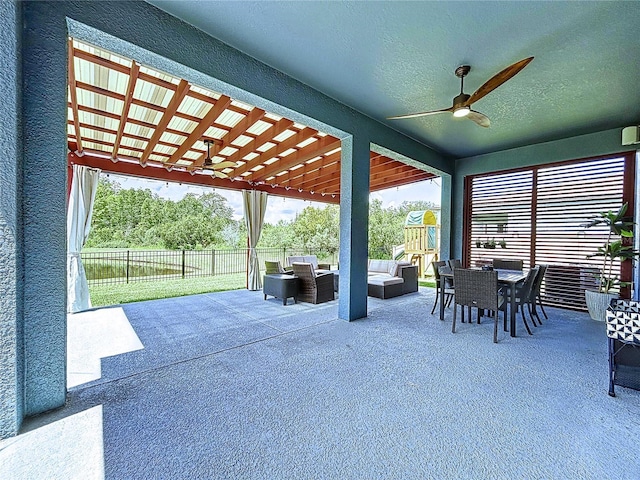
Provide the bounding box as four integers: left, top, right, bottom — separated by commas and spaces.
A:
431, 260, 454, 315
452, 268, 504, 343
291, 262, 335, 304
492, 258, 524, 270
448, 259, 462, 269
500, 266, 539, 334
529, 264, 549, 323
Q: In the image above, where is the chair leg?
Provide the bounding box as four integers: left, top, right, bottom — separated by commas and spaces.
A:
520, 307, 533, 335
452, 304, 457, 333
445, 294, 453, 307
430, 286, 439, 315
493, 310, 499, 343
537, 294, 548, 320
528, 303, 539, 327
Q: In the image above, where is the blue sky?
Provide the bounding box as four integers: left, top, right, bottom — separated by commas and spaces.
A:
107, 174, 441, 224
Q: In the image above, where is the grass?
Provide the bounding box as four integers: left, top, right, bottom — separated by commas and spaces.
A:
89, 273, 246, 307
89, 273, 436, 308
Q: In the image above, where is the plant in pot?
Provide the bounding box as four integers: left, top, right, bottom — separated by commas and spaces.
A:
483, 238, 496, 249
582, 203, 639, 321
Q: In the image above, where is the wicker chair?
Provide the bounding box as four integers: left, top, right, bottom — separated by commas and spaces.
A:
452, 268, 504, 343
431, 260, 454, 315
448, 259, 462, 269
291, 262, 335, 304
529, 264, 548, 323
502, 266, 539, 334
492, 258, 524, 270
265, 260, 287, 274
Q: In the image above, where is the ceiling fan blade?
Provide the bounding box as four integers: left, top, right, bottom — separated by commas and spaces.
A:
466, 110, 490, 128
465, 57, 534, 106
209, 161, 237, 170
213, 171, 228, 178
387, 107, 453, 120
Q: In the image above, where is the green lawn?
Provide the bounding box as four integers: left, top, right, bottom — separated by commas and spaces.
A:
89, 273, 246, 307
89, 273, 436, 308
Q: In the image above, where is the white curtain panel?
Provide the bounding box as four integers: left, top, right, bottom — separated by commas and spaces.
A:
242, 189, 268, 290
67, 165, 100, 313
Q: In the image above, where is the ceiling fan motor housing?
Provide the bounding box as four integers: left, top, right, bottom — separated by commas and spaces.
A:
453, 93, 470, 109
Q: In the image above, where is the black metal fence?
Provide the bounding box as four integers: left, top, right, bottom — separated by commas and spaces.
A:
82, 248, 338, 285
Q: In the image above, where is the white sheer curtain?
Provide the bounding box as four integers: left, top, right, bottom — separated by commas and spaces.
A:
242, 189, 268, 290
67, 165, 100, 313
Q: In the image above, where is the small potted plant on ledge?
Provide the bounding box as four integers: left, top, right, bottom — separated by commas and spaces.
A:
582, 203, 639, 321
483, 238, 496, 249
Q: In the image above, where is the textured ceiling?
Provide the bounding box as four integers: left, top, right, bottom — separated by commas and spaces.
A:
148, 1, 640, 158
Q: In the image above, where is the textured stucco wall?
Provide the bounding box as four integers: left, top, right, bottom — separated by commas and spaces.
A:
22, 2, 68, 416
451, 128, 635, 258
0, 0, 24, 440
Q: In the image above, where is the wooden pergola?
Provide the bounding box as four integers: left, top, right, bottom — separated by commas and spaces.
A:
67, 39, 436, 203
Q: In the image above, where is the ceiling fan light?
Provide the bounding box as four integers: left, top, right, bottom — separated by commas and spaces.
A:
453, 107, 470, 118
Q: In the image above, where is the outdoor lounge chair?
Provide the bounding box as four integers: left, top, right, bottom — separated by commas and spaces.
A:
291, 262, 335, 304
265, 260, 289, 275
452, 268, 505, 343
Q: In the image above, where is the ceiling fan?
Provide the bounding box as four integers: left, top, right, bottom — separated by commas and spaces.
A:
200, 138, 236, 178
387, 56, 534, 128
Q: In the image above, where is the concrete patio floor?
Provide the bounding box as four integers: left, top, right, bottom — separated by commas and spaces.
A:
2, 287, 640, 479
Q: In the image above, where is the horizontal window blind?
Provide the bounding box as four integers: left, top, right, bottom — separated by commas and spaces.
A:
469, 170, 532, 270
466, 155, 629, 310
535, 157, 625, 308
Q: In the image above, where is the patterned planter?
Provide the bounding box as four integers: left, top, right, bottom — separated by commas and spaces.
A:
585, 290, 617, 321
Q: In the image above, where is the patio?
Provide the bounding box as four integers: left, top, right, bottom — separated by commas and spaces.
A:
2, 287, 640, 478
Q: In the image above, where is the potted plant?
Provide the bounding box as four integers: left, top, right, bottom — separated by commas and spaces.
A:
499, 239, 507, 249
582, 203, 639, 321
475, 239, 482, 248
483, 238, 496, 249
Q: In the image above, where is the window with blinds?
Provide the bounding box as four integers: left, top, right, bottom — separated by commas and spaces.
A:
465, 154, 633, 310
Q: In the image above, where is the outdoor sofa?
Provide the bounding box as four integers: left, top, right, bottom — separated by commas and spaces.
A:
367, 259, 418, 299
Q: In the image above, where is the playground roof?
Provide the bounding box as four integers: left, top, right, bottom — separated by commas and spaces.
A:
67, 39, 437, 204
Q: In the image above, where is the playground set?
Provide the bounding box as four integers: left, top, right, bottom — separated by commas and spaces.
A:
398, 210, 440, 278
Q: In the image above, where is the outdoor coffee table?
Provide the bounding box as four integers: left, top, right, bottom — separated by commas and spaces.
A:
263, 274, 300, 305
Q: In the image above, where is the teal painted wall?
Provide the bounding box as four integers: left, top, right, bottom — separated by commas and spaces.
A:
0, 0, 24, 439
452, 128, 636, 259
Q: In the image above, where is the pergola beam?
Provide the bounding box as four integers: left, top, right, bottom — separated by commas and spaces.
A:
247, 137, 341, 182
140, 79, 191, 166
232, 127, 318, 178
112, 61, 140, 159
67, 39, 84, 154
68, 151, 339, 204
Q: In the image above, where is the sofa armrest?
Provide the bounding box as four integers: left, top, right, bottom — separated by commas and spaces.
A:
398, 264, 418, 294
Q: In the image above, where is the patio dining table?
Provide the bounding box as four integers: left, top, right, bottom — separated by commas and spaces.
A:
439, 268, 527, 337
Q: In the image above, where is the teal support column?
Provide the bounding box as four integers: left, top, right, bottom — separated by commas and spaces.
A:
22, 2, 68, 415
338, 135, 370, 321
439, 173, 452, 260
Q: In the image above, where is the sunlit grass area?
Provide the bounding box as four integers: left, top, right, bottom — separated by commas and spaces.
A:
89, 273, 246, 307
89, 273, 435, 307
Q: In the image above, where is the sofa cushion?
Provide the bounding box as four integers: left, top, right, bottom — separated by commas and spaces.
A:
368, 275, 404, 286
288, 255, 319, 269
368, 259, 392, 274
